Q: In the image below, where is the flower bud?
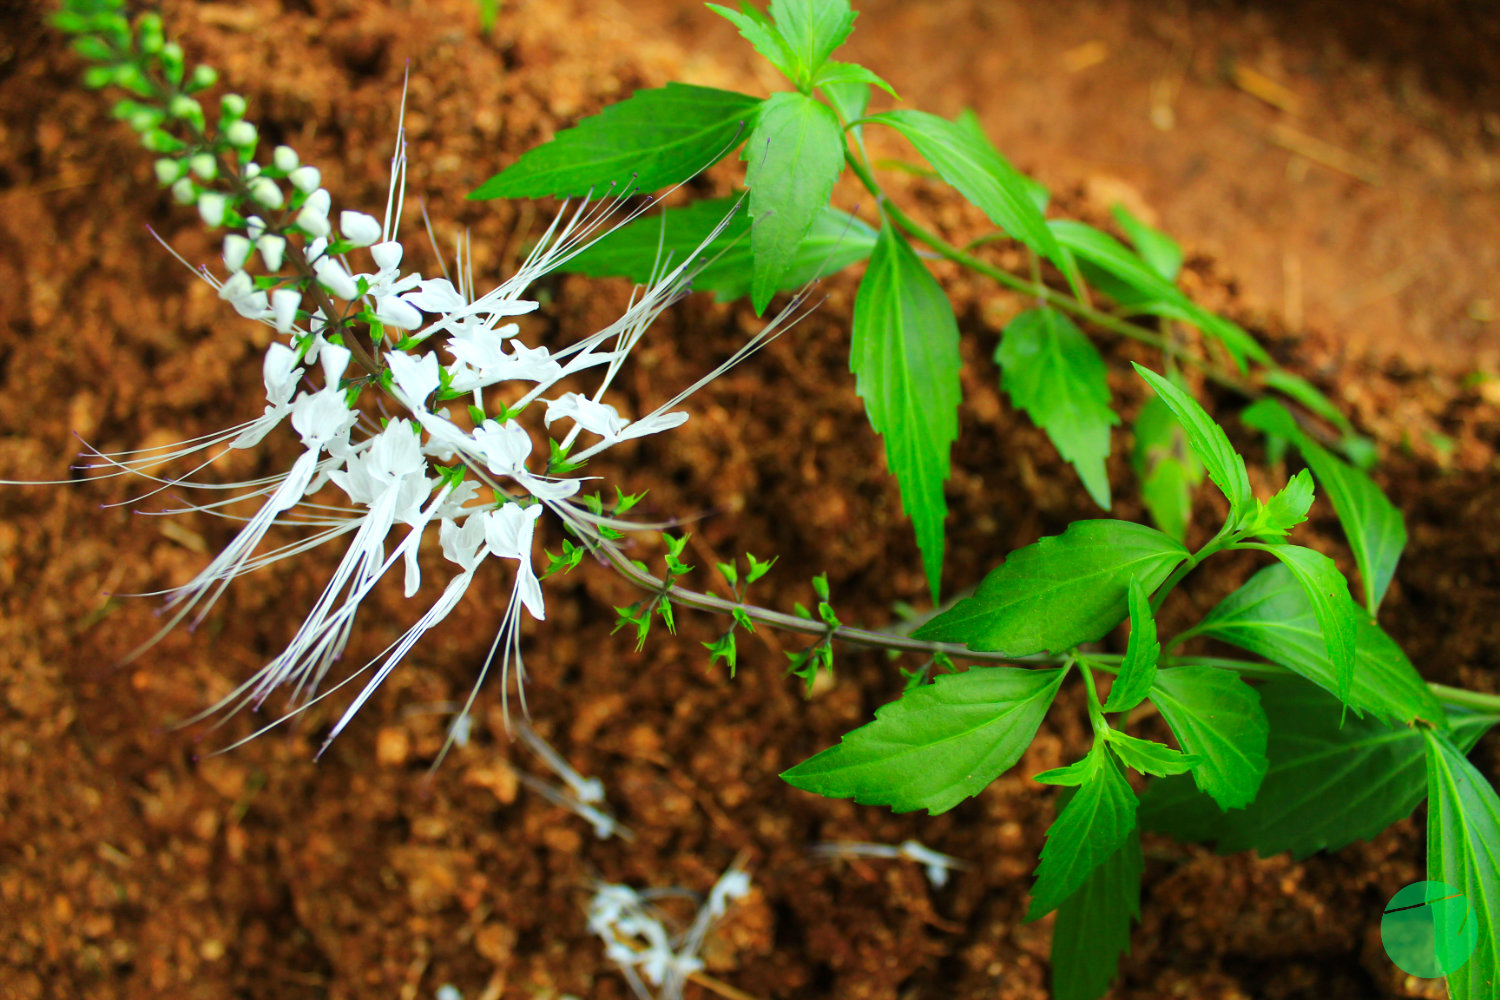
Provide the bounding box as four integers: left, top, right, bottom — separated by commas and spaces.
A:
219, 93, 247, 121
339, 211, 382, 247
375, 295, 423, 331
272, 145, 299, 173
289, 165, 321, 194
188, 65, 218, 92
224, 120, 257, 150
244, 215, 267, 241
154, 158, 183, 186
247, 176, 284, 210
168, 94, 199, 121
197, 191, 228, 227
257, 234, 287, 272
222, 234, 252, 272
170, 177, 196, 204
189, 152, 217, 180
243, 161, 260, 179
313, 257, 359, 301
271, 288, 301, 334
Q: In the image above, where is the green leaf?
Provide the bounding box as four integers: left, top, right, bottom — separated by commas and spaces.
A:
1131, 389, 1204, 543
781, 667, 1065, 814
1051, 823, 1142, 1000
1243, 543, 1358, 705
469, 83, 760, 199
768, 0, 857, 84
1425, 728, 1500, 1000
707, 2, 798, 81
1194, 564, 1444, 724
1239, 468, 1315, 541
703, 632, 738, 677
742, 91, 846, 313
1056, 222, 1270, 369
851, 221, 962, 602
1260, 369, 1356, 438
953, 108, 1049, 214
867, 109, 1068, 274
1102, 577, 1158, 713
914, 520, 1189, 655
818, 77, 869, 127
1026, 746, 1137, 921
1242, 399, 1406, 613
1149, 666, 1268, 809
1034, 755, 1094, 786
1142, 677, 1495, 859
1110, 203, 1182, 283
1103, 729, 1201, 777
812, 60, 897, 100
996, 308, 1120, 509
560, 197, 876, 303
1132, 364, 1253, 522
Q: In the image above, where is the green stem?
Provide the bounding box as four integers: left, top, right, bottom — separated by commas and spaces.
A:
1428, 683, 1500, 715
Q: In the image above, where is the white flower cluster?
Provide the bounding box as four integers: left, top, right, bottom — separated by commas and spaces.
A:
586, 863, 752, 1000
82, 94, 797, 751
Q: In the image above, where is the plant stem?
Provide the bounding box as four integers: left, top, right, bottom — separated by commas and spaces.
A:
841, 152, 1250, 396
1428, 682, 1500, 715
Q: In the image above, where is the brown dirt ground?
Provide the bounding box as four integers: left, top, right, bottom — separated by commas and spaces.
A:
1, 1, 1498, 999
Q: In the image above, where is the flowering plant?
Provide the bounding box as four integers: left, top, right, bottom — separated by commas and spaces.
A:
28, 1, 1500, 998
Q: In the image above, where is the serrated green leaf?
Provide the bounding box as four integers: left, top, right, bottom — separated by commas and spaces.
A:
914, 520, 1189, 655
1149, 665, 1268, 810
1034, 756, 1093, 786
742, 91, 846, 313
996, 308, 1120, 509
1425, 728, 1500, 1000
1110, 203, 1182, 283
868, 109, 1068, 274
1131, 390, 1204, 543
1243, 543, 1358, 705
1240, 468, 1315, 541
1103, 729, 1201, 776
851, 220, 961, 602
560, 196, 876, 303
1027, 746, 1137, 921
812, 60, 897, 99
1142, 677, 1495, 859
1242, 399, 1406, 613
707, 2, 798, 81
1133, 364, 1253, 522
1102, 577, 1158, 712
1194, 563, 1443, 724
768, 0, 857, 84
1051, 823, 1142, 1000
1056, 222, 1270, 369
469, 83, 760, 199
781, 667, 1065, 814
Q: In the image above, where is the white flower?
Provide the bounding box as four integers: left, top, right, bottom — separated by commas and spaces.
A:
288, 165, 321, 193
218, 269, 269, 320
375, 294, 423, 331
470, 418, 532, 477
385, 350, 440, 409
545, 392, 626, 440
247, 176, 283, 209
485, 502, 545, 619
197, 191, 227, 227
270, 288, 300, 334
401, 278, 466, 313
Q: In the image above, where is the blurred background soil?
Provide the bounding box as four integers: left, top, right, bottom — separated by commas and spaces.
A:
0, 0, 1497, 998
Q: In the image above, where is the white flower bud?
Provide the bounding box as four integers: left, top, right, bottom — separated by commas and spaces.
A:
219, 94, 247, 120
224, 120, 257, 149
339, 211, 383, 247
374, 295, 423, 331
304, 237, 328, 262
197, 191, 228, 227
271, 288, 301, 333
303, 188, 331, 217
371, 240, 404, 273
247, 176, 283, 210
171, 177, 196, 204
272, 145, 299, 173
289, 165, 321, 193
189, 152, 217, 180
257, 234, 286, 272
313, 257, 359, 300
222, 233, 252, 272
243, 161, 260, 179
296, 205, 330, 238
154, 158, 181, 186
244, 216, 267, 241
